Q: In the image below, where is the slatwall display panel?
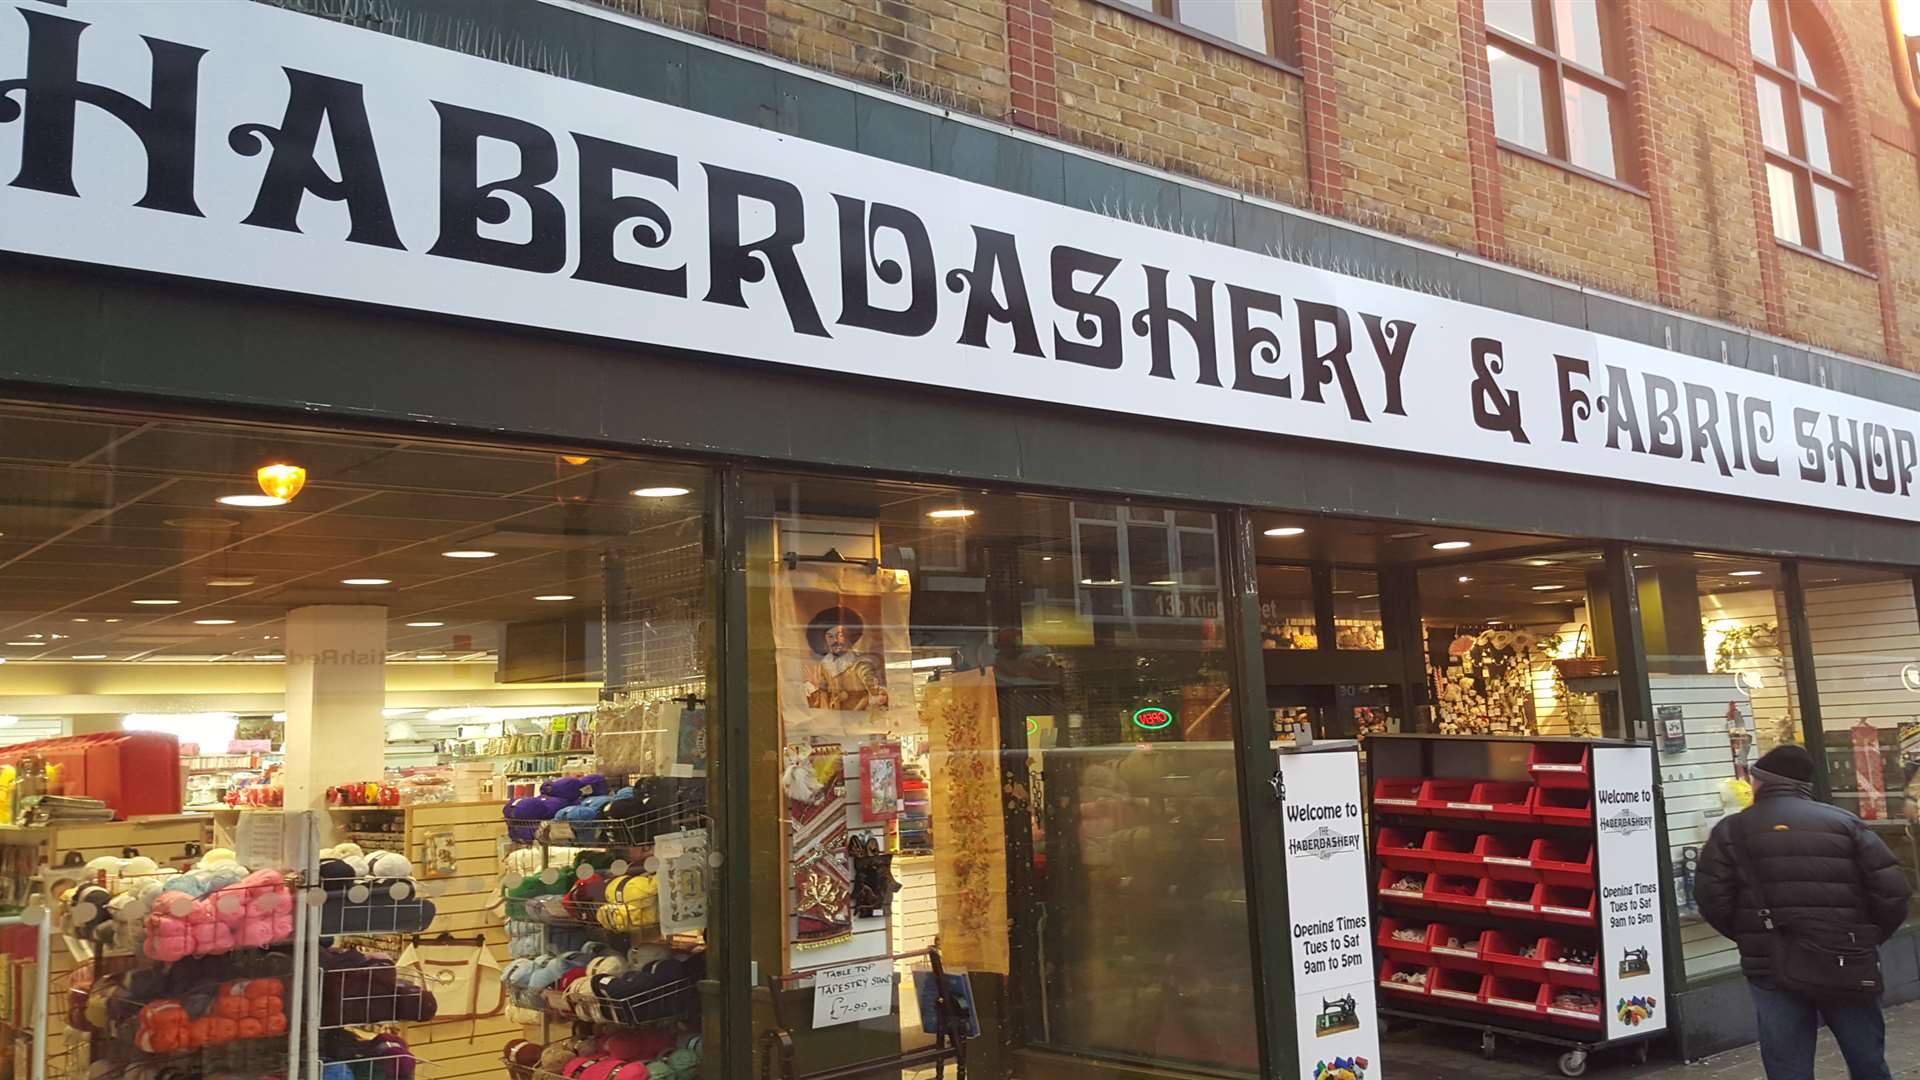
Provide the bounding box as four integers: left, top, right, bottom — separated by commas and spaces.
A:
1803, 581, 1920, 731
1651, 673, 1754, 980
604, 538, 706, 691
401, 801, 518, 1079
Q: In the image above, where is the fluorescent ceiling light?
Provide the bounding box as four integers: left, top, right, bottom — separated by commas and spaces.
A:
132, 599, 180, 606
215, 494, 288, 508
1457, 576, 1472, 583
207, 578, 255, 587
414, 653, 449, 660
70, 654, 106, 661
341, 578, 391, 586
1264, 527, 1306, 537
927, 508, 975, 519
1080, 578, 1122, 586
405, 621, 445, 628
194, 619, 237, 625
1531, 584, 1566, 592
533, 594, 575, 601
1431, 540, 1472, 551
1729, 570, 1764, 577
632, 486, 690, 498
441, 550, 497, 559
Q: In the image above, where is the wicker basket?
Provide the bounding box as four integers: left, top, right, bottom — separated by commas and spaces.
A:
1552, 625, 1610, 679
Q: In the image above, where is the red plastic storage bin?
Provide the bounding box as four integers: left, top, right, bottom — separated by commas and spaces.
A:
1378, 866, 1429, 901
1422, 829, 1480, 869
1378, 960, 1431, 997
1376, 827, 1428, 870
1485, 976, 1544, 1015
1476, 833, 1537, 881
1540, 983, 1604, 1026
1378, 918, 1432, 960
1425, 874, 1482, 909
1534, 787, 1593, 824
0, 732, 180, 818
1419, 778, 1483, 816
1429, 966, 1487, 1005
1478, 877, 1538, 914
1539, 885, 1597, 925
1527, 743, 1590, 787
1475, 781, 1535, 822
1538, 936, 1601, 989
1427, 924, 1488, 969
1482, 930, 1544, 978
1374, 777, 1423, 809
1532, 837, 1595, 885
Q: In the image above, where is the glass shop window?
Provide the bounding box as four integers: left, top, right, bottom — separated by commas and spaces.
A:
1799, 561, 1920, 924
1628, 549, 1800, 981
1333, 569, 1385, 651
1417, 551, 1609, 738
743, 477, 1254, 1079
1258, 564, 1317, 650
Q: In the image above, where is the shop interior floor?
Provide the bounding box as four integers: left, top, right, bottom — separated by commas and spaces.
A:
1380, 997, 1920, 1078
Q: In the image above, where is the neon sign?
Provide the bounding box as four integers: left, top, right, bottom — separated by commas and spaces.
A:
1132, 707, 1175, 731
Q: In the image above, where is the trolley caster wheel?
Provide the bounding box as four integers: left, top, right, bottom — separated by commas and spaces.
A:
1558, 1050, 1589, 1077
1480, 1031, 1497, 1059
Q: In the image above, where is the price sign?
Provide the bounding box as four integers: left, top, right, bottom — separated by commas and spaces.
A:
811, 959, 894, 1029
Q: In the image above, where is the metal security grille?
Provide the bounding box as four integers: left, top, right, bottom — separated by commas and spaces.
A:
601, 538, 706, 694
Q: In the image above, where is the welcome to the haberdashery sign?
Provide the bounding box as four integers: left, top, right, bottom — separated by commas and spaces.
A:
2, 0, 1915, 522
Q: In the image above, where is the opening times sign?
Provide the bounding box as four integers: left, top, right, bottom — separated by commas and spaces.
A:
1278, 749, 1382, 1080
1593, 747, 1668, 1041
3, 1, 1920, 524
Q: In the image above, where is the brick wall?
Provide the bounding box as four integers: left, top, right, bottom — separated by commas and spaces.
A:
708, 0, 1920, 373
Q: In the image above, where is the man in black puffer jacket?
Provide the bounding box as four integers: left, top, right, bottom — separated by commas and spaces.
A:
1696, 743, 1912, 1080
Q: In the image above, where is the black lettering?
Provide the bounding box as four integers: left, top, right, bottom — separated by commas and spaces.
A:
1683, 382, 1731, 477
1895, 429, 1917, 496
1794, 407, 1825, 483
1603, 366, 1646, 453
1555, 355, 1594, 443
1828, 415, 1865, 489
1865, 423, 1898, 495
1296, 300, 1367, 422
1135, 268, 1220, 386
1469, 338, 1529, 443
1725, 391, 1747, 471
230, 70, 401, 248
427, 102, 566, 273
1227, 285, 1290, 398
1745, 398, 1780, 475
573, 133, 685, 296
0, 8, 204, 215
947, 227, 1042, 356
701, 164, 826, 335
833, 195, 935, 335
1050, 245, 1123, 369
1644, 374, 1683, 459
1360, 314, 1415, 417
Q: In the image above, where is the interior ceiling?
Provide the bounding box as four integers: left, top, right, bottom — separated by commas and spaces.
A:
0, 405, 703, 664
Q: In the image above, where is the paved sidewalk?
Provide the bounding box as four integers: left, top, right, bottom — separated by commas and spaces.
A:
1381, 997, 1920, 1078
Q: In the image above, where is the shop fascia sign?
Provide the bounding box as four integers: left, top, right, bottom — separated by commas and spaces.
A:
3, 1, 1919, 523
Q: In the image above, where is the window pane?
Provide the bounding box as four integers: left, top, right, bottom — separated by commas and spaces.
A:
745, 478, 1255, 1076
1629, 551, 1799, 981
1754, 73, 1791, 154
1258, 564, 1318, 650
1489, 46, 1551, 153
1333, 569, 1384, 651
1564, 79, 1618, 177
1793, 31, 1819, 86
1180, 0, 1269, 52
1801, 97, 1833, 171
1748, 0, 1776, 64
1811, 181, 1847, 261
1799, 562, 1920, 927
1485, 0, 1539, 41
1767, 161, 1803, 245
1553, 0, 1608, 71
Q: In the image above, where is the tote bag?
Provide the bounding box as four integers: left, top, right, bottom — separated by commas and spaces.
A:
397, 938, 505, 1020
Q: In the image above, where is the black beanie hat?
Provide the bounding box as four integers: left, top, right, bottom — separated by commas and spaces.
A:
1754, 743, 1814, 782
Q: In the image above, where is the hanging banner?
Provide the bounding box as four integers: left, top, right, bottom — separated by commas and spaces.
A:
4, 1, 1920, 523
1276, 748, 1382, 1080
772, 559, 916, 739
1593, 746, 1669, 1040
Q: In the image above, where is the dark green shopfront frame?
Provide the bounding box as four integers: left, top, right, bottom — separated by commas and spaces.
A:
4, 0, 1920, 1071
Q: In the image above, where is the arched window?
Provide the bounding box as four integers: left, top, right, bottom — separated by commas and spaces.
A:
1750, 0, 1855, 262
1484, 0, 1634, 182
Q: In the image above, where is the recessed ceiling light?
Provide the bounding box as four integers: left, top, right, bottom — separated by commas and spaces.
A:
1431, 540, 1472, 550
1527, 559, 1555, 567
1040, 556, 1054, 562
927, 508, 976, 520
632, 486, 690, 498
1457, 575, 1472, 583
193, 619, 237, 626
104, 618, 120, 624
1265, 527, 1306, 537
71, 654, 106, 661
71, 618, 88, 623
1531, 584, 1566, 591
132, 599, 180, 606
1729, 570, 1764, 577
405, 621, 445, 628
341, 578, 392, 586
215, 494, 288, 508
207, 578, 255, 587
441, 550, 498, 559
4, 642, 38, 648
534, 594, 576, 602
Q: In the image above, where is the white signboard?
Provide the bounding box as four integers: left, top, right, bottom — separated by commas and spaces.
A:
810, 959, 894, 1029
1277, 749, 1382, 1080
3, 2, 1919, 523
1593, 747, 1669, 1040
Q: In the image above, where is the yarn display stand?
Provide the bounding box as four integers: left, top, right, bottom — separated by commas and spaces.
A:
758, 946, 971, 1080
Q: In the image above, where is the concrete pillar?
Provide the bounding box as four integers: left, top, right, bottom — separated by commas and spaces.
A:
281, 606, 387, 814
